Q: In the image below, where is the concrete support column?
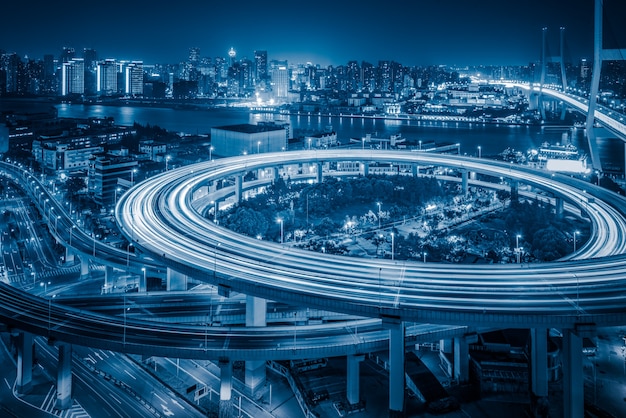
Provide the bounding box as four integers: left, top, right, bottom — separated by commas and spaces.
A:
139, 269, 147, 293
461, 170, 468, 194
245, 296, 267, 394
510, 180, 519, 202
56, 343, 72, 410
531, 328, 548, 397
362, 162, 369, 176
347, 354, 364, 405
562, 329, 584, 418
219, 359, 233, 418
316, 162, 323, 183
411, 164, 419, 177
387, 319, 405, 417
80, 257, 89, 279
65, 247, 74, 264
555, 197, 564, 219
103, 266, 113, 293
440, 338, 453, 354
16, 332, 33, 394
454, 336, 469, 383
167, 268, 187, 291
273, 167, 280, 181
234, 175, 242, 204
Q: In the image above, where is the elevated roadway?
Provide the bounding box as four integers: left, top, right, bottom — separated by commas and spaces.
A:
117, 150, 626, 329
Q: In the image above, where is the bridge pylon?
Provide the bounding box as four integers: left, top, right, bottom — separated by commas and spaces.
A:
586, 0, 626, 172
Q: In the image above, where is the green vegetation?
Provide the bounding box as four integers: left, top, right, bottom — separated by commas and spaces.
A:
217, 174, 589, 264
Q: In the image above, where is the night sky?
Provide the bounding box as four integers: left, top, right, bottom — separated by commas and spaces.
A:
2, 0, 626, 67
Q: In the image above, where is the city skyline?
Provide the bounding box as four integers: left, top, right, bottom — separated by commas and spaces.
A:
3, 0, 626, 67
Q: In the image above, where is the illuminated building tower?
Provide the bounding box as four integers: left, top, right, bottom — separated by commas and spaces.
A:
347, 60, 360, 92
361, 61, 375, 92
83, 48, 98, 95
254, 50, 267, 84
270, 60, 288, 99
125, 61, 144, 96
228, 47, 236, 67
60, 47, 75, 63
189, 47, 200, 65
377, 60, 391, 93
97, 59, 117, 96
61, 58, 84, 96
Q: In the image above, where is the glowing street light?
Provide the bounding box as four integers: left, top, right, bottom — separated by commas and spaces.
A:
257, 141, 261, 154
423, 252, 427, 263
277, 218, 284, 243
391, 232, 395, 261
377, 202, 382, 229
478, 145, 482, 158
209, 146, 214, 161
573, 230, 580, 253
165, 155, 171, 171
516, 234, 522, 263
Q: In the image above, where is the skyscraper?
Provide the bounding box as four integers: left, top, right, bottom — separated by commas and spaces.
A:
254, 50, 267, 85
61, 58, 84, 95
125, 61, 143, 96
97, 59, 117, 95
270, 60, 289, 99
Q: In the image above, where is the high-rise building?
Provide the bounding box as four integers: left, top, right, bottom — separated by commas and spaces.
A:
228, 47, 237, 67
125, 61, 143, 96
270, 60, 289, 99
60, 47, 75, 63
189, 47, 200, 65
254, 50, 267, 84
61, 58, 84, 95
97, 59, 117, 95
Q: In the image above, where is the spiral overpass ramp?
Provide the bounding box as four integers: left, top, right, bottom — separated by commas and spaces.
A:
117, 150, 626, 330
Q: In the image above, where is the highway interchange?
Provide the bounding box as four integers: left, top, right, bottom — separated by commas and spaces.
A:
3, 148, 626, 362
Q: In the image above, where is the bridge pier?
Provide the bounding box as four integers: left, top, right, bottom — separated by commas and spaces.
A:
453, 336, 469, 383
411, 164, 419, 177
245, 296, 267, 394
103, 266, 114, 293
384, 318, 405, 417
16, 331, 33, 394
219, 358, 234, 418
56, 343, 72, 410
562, 329, 584, 418
362, 162, 369, 177
316, 162, 323, 183
167, 268, 187, 291
234, 175, 242, 204
346, 354, 364, 405
461, 170, 468, 194
64, 247, 75, 264
530, 328, 549, 416
273, 167, 280, 182
555, 197, 564, 218
80, 257, 89, 279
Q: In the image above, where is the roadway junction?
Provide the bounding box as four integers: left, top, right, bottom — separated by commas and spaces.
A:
3, 149, 626, 416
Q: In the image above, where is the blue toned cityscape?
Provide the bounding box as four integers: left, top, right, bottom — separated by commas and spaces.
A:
3, 1, 626, 418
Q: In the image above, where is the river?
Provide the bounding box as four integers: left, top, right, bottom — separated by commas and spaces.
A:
54, 103, 624, 171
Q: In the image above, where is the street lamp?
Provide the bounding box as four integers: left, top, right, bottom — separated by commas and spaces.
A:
377, 202, 382, 229
165, 155, 171, 171
209, 146, 214, 161
257, 141, 261, 154
69, 225, 75, 247
277, 218, 284, 243
131, 168, 138, 186
391, 232, 395, 261
55, 215, 60, 232
141, 267, 146, 291
423, 252, 427, 263
573, 230, 580, 253
516, 234, 521, 263
40, 280, 51, 294
478, 146, 482, 158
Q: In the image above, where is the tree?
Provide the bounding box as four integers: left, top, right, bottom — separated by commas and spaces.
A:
66, 177, 86, 199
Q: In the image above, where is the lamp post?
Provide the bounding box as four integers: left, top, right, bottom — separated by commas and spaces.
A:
165, 155, 170, 171
516, 234, 521, 263
423, 252, 427, 263
69, 225, 75, 247
40, 280, 51, 294
93, 233, 96, 257
55, 215, 60, 232
573, 230, 580, 253
209, 146, 214, 161
478, 146, 482, 158
131, 168, 137, 186
377, 202, 382, 229
277, 218, 284, 243
391, 232, 395, 261
127, 243, 133, 268
257, 141, 261, 154
141, 267, 146, 290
